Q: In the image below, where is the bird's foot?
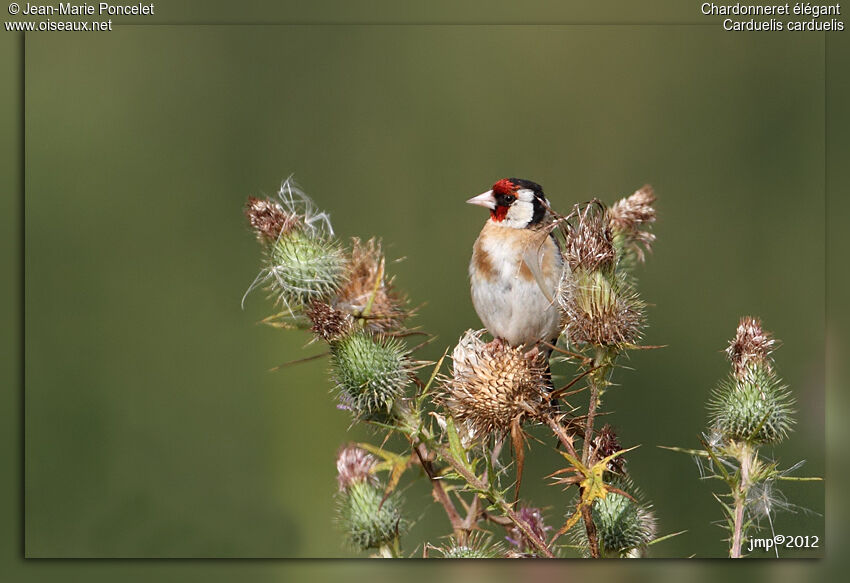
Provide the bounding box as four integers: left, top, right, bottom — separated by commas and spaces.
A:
485, 337, 506, 351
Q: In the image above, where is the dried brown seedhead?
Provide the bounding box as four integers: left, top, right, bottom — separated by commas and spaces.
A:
244, 196, 298, 242
335, 238, 409, 333
440, 331, 551, 438
558, 270, 644, 347
306, 301, 352, 342
607, 185, 657, 262
336, 444, 378, 492
592, 424, 625, 474
563, 201, 616, 272
726, 316, 777, 379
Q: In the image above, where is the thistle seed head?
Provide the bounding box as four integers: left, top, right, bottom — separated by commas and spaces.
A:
336, 445, 378, 492
558, 268, 644, 347
726, 316, 777, 380
335, 238, 409, 333
608, 185, 657, 265
440, 330, 550, 439
563, 202, 616, 272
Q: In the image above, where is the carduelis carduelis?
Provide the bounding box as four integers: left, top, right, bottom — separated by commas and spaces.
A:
467, 178, 562, 349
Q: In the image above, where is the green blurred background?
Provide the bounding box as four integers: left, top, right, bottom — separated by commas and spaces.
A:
6, 8, 836, 572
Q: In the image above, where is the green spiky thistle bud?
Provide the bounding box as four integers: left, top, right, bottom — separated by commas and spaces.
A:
574, 477, 657, 558
708, 318, 795, 444
267, 229, 346, 308
243, 179, 347, 317
335, 446, 406, 551
331, 330, 411, 417
434, 533, 506, 559
558, 202, 645, 347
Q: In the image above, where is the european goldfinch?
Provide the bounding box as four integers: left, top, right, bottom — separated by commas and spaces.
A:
467, 178, 562, 350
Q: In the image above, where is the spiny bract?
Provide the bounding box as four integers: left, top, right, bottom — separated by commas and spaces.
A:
709, 367, 795, 444
575, 477, 656, 558
337, 480, 405, 550
268, 229, 347, 310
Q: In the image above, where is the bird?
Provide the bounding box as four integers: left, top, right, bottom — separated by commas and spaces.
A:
466, 178, 563, 352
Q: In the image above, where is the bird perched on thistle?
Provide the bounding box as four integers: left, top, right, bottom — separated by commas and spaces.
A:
466, 178, 562, 352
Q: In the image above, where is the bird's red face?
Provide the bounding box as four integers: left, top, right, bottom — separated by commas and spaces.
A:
466, 178, 548, 229
466, 179, 518, 222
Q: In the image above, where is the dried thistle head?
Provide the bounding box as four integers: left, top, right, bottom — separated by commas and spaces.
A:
558, 268, 644, 347
336, 445, 378, 492
306, 301, 352, 342
440, 330, 550, 439
725, 316, 777, 379
608, 185, 657, 264
505, 506, 551, 555
562, 201, 616, 272
244, 196, 297, 242
592, 424, 625, 474
335, 238, 409, 333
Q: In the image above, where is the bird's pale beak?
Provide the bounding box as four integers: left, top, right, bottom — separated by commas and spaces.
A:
466, 190, 496, 210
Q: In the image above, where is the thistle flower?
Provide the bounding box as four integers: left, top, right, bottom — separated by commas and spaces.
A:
330, 330, 412, 418
592, 424, 625, 474
306, 301, 352, 342
440, 330, 550, 439
608, 185, 657, 265
336, 445, 378, 491
335, 238, 410, 333
574, 477, 657, 558
336, 446, 406, 551
709, 319, 794, 445
725, 316, 777, 380
505, 506, 551, 555
243, 178, 347, 315
244, 196, 297, 242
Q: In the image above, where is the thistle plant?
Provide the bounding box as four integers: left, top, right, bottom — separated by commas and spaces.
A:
335, 445, 407, 556
241, 177, 811, 559
663, 318, 821, 557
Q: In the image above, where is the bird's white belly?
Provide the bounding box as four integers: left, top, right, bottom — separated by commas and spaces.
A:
469, 230, 561, 347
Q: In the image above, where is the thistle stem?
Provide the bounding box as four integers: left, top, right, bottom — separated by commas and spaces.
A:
431, 441, 556, 558
412, 442, 466, 540
580, 347, 614, 559
730, 442, 754, 558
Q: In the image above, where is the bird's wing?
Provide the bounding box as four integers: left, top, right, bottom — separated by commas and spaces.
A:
521, 233, 556, 305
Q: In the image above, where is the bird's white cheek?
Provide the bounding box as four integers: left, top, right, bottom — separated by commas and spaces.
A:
505, 201, 534, 229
